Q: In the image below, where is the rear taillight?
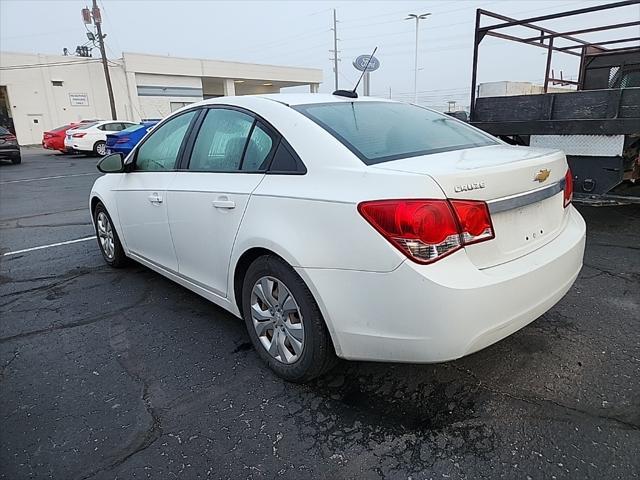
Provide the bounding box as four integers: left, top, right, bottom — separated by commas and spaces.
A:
5, 134, 16, 141
564, 169, 573, 208
450, 200, 494, 245
358, 199, 494, 264
72, 132, 86, 138
116, 137, 130, 144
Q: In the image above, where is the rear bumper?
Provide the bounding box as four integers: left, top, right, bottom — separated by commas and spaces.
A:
298, 206, 586, 363
106, 145, 131, 156
43, 140, 65, 151
64, 138, 92, 152
0, 146, 20, 158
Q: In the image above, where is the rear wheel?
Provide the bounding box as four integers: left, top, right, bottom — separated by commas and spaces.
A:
94, 141, 106, 156
11, 155, 21, 165
94, 203, 127, 267
241, 255, 336, 383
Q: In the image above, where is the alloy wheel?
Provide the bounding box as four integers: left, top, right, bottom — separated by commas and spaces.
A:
96, 143, 106, 156
96, 211, 115, 259
250, 276, 304, 364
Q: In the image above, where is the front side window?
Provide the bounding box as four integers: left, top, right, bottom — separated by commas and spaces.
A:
293, 101, 497, 165
136, 111, 196, 171
189, 109, 253, 172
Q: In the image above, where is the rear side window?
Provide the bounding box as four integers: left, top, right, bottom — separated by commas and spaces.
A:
241, 123, 275, 171
189, 108, 253, 172
268, 141, 306, 174
293, 102, 496, 165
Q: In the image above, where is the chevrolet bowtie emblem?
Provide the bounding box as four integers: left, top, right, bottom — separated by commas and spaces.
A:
534, 169, 550, 183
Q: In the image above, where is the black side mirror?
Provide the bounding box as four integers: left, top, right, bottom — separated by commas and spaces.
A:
97, 153, 125, 173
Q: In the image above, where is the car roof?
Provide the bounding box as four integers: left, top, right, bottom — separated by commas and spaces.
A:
195, 93, 395, 109
254, 93, 394, 106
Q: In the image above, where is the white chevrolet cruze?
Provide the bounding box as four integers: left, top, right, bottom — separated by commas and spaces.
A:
66, 120, 136, 155
89, 94, 586, 382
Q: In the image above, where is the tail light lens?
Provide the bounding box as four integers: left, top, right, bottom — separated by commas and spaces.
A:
358, 199, 494, 264
450, 200, 494, 245
5, 134, 16, 141
72, 132, 86, 138
116, 137, 130, 144
564, 169, 573, 208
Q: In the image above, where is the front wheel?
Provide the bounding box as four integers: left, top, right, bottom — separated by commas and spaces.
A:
242, 255, 336, 383
94, 203, 127, 267
94, 141, 106, 156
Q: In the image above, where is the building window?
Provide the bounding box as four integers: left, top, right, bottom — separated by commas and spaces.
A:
51, 80, 64, 87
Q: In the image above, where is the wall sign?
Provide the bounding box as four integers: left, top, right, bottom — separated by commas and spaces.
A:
69, 93, 90, 106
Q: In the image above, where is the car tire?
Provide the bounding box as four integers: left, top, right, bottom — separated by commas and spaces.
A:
94, 203, 127, 268
94, 141, 107, 156
241, 255, 337, 383
11, 155, 21, 165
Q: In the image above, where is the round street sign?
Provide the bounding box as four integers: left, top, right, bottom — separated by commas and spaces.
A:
353, 54, 380, 72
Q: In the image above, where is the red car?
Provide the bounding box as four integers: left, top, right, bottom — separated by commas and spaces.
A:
42, 124, 76, 152
42, 120, 98, 152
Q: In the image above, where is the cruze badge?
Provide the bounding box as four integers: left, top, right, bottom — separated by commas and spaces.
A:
534, 169, 551, 183
454, 181, 486, 193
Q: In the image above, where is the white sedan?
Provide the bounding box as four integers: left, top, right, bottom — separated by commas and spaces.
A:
65, 120, 136, 156
89, 93, 586, 382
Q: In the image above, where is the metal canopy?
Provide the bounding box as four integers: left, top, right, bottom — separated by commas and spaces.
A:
469, 0, 640, 117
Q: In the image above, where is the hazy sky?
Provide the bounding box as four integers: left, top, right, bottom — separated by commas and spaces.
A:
1, 0, 638, 108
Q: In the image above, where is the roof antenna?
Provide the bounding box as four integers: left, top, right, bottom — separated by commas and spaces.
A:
333, 46, 378, 99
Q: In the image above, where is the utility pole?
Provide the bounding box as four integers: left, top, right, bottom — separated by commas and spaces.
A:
87, 1, 117, 119
405, 13, 430, 104
330, 9, 339, 91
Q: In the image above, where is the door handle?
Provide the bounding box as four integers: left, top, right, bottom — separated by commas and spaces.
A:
147, 193, 163, 204
212, 196, 235, 209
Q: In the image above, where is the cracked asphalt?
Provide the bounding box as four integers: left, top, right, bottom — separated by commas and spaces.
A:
1, 148, 639, 480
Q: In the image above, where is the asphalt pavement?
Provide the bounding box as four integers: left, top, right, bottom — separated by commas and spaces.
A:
1, 148, 638, 480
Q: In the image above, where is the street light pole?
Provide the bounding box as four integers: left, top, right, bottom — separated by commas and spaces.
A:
405, 13, 430, 104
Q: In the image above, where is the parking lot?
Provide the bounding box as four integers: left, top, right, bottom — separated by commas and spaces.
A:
0, 147, 638, 479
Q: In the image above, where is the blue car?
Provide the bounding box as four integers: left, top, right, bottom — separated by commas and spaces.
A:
105, 121, 159, 156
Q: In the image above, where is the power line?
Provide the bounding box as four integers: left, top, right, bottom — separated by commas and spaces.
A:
226, 27, 329, 56
0, 59, 108, 70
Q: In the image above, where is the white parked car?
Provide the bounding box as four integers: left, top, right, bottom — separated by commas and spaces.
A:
89, 94, 586, 382
65, 120, 136, 156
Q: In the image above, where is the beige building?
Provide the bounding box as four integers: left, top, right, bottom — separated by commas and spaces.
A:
0, 51, 322, 145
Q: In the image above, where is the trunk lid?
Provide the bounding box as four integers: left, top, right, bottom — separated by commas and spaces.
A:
372, 144, 569, 268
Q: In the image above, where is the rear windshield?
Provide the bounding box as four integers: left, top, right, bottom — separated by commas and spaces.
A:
120, 124, 146, 134
52, 124, 72, 132
293, 101, 497, 165
75, 122, 98, 130
0, 126, 9, 135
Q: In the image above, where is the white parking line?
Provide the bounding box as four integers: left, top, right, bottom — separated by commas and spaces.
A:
0, 173, 99, 185
2, 237, 95, 257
